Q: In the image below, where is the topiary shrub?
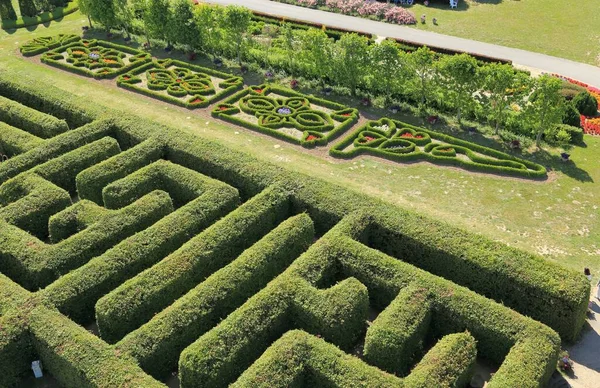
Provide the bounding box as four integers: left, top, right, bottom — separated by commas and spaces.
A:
18, 0, 38, 17
573, 91, 599, 116
0, 0, 17, 21
562, 101, 581, 127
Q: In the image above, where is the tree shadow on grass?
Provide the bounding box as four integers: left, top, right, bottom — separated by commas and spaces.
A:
530, 147, 593, 182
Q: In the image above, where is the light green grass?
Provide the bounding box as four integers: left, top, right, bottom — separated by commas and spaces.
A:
1, 11, 599, 281
408, 0, 600, 65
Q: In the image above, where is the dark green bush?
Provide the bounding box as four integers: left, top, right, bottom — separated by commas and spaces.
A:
0, 95, 69, 138
0, 122, 45, 157
573, 91, 599, 116
562, 101, 581, 127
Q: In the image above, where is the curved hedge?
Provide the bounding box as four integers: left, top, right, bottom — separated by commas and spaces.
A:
0, 95, 69, 138
212, 84, 359, 148
330, 118, 547, 179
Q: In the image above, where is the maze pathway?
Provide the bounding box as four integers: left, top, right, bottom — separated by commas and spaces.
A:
0, 75, 589, 387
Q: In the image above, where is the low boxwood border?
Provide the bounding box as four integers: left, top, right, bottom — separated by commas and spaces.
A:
330, 118, 547, 179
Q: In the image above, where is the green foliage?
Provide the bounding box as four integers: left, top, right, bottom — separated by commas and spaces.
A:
437, 53, 479, 122
333, 33, 370, 96
144, 0, 170, 41
88, 0, 117, 29
573, 90, 599, 116
222, 5, 252, 64
562, 101, 582, 127
169, 0, 198, 49
404, 332, 477, 388
18, 0, 38, 18
0, 0, 17, 21
368, 39, 405, 104
524, 75, 565, 147
0, 95, 69, 138
405, 46, 438, 107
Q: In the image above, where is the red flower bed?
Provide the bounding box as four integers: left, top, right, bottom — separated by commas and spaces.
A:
581, 115, 600, 136
123, 76, 130, 81
306, 135, 318, 141
253, 88, 263, 94
552, 74, 600, 110
400, 133, 423, 139
218, 106, 229, 111
191, 98, 203, 104
341, 113, 351, 117
364, 136, 375, 141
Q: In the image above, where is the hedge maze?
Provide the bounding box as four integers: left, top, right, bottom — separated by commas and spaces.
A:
211, 84, 359, 147
116, 59, 244, 109
0, 73, 589, 387
331, 118, 547, 178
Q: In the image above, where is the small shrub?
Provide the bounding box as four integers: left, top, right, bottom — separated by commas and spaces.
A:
573, 91, 599, 116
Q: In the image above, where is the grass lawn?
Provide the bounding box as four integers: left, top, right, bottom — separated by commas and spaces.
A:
407, 0, 600, 65
1, 11, 599, 280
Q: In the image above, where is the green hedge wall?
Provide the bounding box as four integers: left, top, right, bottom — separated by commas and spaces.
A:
404, 332, 477, 388
0, 173, 71, 239
115, 213, 314, 378
48, 200, 109, 243
0, 95, 69, 138
363, 284, 432, 376
0, 122, 45, 157
95, 184, 291, 342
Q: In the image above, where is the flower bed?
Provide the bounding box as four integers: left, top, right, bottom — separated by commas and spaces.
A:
20, 34, 81, 57
39, 39, 151, 79
273, 0, 416, 25
552, 74, 600, 136
117, 59, 243, 109
211, 84, 359, 148
330, 118, 546, 178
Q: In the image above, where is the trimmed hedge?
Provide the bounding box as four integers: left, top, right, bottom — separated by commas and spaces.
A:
0, 95, 69, 138
1, 3, 79, 30
41, 40, 152, 80
19, 34, 80, 56
331, 118, 547, 178
363, 284, 432, 376
95, 184, 291, 342
117, 59, 244, 109
115, 213, 314, 378
28, 305, 163, 388
0, 173, 71, 239
404, 332, 477, 388
48, 200, 109, 243
231, 330, 399, 387
0, 121, 45, 157
0, 190, 173, 289
0, 311, 34, 387
212, 84, 359, 148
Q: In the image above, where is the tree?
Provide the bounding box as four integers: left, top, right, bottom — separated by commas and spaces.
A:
0, 0, 18, 21
437, 53, 479, 124
170, 0, 199, 50
145, 0, 170, 43
78, 0, 94, 28
89, 0, 118, 30
404, 47, 438, 110
18, 0, 38, 18
194, 4, 226, 57
280, 23, 296, 75
523, 75, 565, 147
478, 63, 530, 134
33, 0, 49, 13
299, 28, 334, 88
333, 33, 370, 96
113, 0, 136, 39
222, 5, 251, 65
368, 39, 406, 105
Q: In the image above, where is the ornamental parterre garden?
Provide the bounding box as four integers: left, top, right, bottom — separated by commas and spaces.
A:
0, 69, 590, 388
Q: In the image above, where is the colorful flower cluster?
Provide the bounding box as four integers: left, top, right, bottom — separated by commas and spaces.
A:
553, 74, 600, 136
292, 0, 416, 25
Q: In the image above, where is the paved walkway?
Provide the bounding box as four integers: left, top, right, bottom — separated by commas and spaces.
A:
205, 0, 600, 88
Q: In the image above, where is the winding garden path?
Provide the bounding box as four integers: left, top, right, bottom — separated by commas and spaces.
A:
205, 0, 600, 88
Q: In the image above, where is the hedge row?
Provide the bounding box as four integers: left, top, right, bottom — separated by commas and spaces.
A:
41, 40, 152, 80
0, 95, 69, 138
0, 119, 115, 184
212, 84, 359, 148
404, 332, 477, 388
330, 118, 547, 179
19, 34, 80, 56
0, 77, 97, 128
0, 190, 173, 290
0, 310, 34, 387
0, 173, 71, 240
178, 238, 370, 387
360, 210, 588, 342
117, 59, 243, 109
95, 184, 291, 342
334, 229, 560, 387
1, 3, 79, 30
48, 199, 109, 243
115, 213, 314, 378
231, 330, 399, 387
363, 284, 432, 376
43, 165, 240, 323
0, 121, 45, 158
28, 305, 163, 388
